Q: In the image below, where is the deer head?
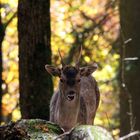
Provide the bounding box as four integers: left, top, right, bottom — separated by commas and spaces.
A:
45, 47, 97, 101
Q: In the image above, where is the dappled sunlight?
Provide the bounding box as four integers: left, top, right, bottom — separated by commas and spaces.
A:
51, 1, 119, 139
1, 0, 19, 123
0, 0, 120, 138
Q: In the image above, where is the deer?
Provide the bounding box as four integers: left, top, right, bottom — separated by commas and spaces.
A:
45, 47, 100, 131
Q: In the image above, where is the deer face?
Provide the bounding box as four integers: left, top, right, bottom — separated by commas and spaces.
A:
59, 65, 81, 101
45, 64, 97, 101
45, 47, 98, 101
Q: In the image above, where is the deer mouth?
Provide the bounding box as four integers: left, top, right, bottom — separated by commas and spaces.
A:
66, 91, 76, 101
67, 95, 75, 101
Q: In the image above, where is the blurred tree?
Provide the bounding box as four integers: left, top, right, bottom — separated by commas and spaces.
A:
0, 3, 5, 123
120, 0, 140, 137
18, 0, 53, 120
0, 2, 16, 123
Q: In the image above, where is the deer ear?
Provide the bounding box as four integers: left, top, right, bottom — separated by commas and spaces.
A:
45, 65, 61, 77
80, 63, 98, 76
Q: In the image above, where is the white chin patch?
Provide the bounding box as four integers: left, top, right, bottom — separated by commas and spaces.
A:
67, 95, 75, 101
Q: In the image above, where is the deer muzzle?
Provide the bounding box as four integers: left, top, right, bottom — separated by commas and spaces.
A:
67, 91, 76, 101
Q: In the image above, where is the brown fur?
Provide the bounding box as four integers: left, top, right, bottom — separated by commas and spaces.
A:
49, 67, 100, 131
45, 49, 100, 131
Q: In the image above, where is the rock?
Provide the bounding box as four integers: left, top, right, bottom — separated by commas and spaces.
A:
0, 119, 114, 140
0, 119, 64, 140
70, 125, 114, 140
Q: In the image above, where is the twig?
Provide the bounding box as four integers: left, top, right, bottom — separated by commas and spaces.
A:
55, 125, 78, 140
119, 131, 140, 140
55, 131, 70, 140
121, 29, 134, 134
4, 12, 17, 30
124, 57, 139, 61
105, 112, 111, 130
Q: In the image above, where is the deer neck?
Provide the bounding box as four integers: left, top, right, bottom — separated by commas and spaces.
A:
57, 90, 80, 130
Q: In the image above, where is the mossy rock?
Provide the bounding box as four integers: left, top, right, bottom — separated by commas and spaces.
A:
17, 119, 64, 139
0, 119, 64, 140
0, 119, 114, 140
70, 125, 114, 140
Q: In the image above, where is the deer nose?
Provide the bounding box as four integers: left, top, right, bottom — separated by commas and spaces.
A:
68, 91, 76, 95
67, 91, 76, 101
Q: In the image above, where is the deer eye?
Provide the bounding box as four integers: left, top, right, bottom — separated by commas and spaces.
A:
60, 78, 64, 83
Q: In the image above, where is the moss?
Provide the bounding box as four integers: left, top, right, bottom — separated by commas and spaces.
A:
70, 125, 114, 140
16, 119, 64, 134
0, 119, 114, 140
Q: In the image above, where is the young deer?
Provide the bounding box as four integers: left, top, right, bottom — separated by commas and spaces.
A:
45, 48, 100, 131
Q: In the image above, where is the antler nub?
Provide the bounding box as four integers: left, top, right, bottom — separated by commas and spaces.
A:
58, 49, 65, 67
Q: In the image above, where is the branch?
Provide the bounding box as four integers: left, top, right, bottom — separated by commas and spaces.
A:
65, 11, 114, 64
119, 131, 140, 140
3, 12, 17, 30
60, 0, 118, 65
55, 125, 78, 140
65, 44, 77, 64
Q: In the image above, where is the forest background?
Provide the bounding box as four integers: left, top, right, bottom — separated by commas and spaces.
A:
0, 0, 140, 139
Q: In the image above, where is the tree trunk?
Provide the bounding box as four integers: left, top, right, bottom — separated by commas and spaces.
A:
18, 0, 53, 120
120, 0, 140, 137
